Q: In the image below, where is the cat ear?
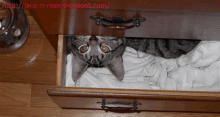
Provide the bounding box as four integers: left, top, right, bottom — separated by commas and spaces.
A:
104, 56, 125, 81
71, 53, 88, 82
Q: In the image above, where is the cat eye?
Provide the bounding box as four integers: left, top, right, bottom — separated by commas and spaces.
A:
79, 44, 89, 53
101, 44, 111, 53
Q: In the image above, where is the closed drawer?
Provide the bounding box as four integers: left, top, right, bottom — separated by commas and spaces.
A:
61, 9, 220, 40
25, 0, 220, 52
25, 0, 220, 40
48, 90, 220, 112
47, 35, 220, 112
60, 9, 136, 37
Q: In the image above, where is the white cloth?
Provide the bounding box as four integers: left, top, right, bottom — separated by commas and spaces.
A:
65, 41, 220, 91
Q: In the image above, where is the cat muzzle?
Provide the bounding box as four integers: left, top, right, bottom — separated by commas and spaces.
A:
87, 55, 103, 67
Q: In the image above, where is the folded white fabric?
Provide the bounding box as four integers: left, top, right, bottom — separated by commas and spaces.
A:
177, 41, 220, 67
171, 41, 220, 91
65, 41, 220, 91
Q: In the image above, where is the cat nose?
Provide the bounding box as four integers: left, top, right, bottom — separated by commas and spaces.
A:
89, 35, 98, 46
89, 55, 100, 65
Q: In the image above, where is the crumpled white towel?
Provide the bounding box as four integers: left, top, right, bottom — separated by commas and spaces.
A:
65, 41, 220, 91
177, 41, 220, 67
169, 41, 220, 91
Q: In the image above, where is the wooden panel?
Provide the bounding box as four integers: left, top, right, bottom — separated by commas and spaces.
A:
28, 8, 220, 40
1, 106, 220, 117
57, 35, 66, 87
23, 0, 220, 50
0, 38, 53, 61
0, 82, 220, 116
28, 16, 47, 39
0, 107, 25, 116
0, 60, 56, 84
138, 100, 220, 113
31, 84, 59, 108
48, 78, 220, 112
23, 0, 220, 35
0, 38, 57, 84
48, 89, 220, 101
0, 14, 57, 84
0, 82, 31, 107
125, 11, 220, 40
61, 9, 126, 36
49, 96, 220, 113
57, 9, 220, 40
52, 9, 220, 40
26, 9, 58, 51
21, 107, 220, 116
30, 84, 220, 116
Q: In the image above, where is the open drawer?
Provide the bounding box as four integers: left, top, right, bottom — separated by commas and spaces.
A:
47, 35, 220, 112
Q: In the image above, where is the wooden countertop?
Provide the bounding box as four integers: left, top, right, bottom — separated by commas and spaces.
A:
0, 9, 220, 116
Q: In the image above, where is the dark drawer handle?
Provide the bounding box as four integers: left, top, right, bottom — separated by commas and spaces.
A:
100, 23, 134, 30
97, 101, 141, 110
90, 15, 146, 30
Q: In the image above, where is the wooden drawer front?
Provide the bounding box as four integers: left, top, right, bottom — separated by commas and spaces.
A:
61, 9, 220, 40
25, 0, 220, 41
60, 9, 131, 36
30, 7, 220, 40
48, 90, 220, 112
125, 12, 220, 40
26, 0, 220, 37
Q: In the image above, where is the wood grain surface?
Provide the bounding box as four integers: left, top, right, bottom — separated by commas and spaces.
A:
0, 82, 31, 107
1, 8, 220, 117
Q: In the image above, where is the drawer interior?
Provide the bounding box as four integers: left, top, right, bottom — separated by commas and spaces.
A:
48, 35, 220, 112
60, 35, 220, 91
57, 35, 219, 92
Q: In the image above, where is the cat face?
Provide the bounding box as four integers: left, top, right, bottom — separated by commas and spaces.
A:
68, 35, 126, 81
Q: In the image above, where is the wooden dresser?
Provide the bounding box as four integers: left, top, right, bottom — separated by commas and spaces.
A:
22, 0, 220, 112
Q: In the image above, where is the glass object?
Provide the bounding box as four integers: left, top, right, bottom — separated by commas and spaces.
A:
0, 0, 29, 54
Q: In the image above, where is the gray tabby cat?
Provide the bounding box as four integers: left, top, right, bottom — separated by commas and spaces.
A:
67, 35, 200, 82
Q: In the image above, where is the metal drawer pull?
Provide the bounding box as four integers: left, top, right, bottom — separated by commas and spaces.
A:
90, 15, 146, 30
97, 101, 141, 110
